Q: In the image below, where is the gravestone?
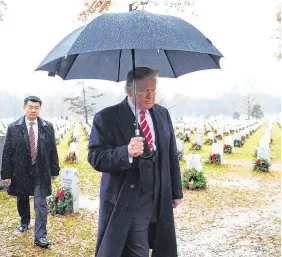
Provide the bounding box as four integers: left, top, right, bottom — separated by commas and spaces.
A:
0, 136, 5, 169
264, 129, 271, 140
70, 142, 79, 159
86, 127, 91, 135
260, 136, 270, 146
197, 126, 204, 135
257, 138, 271, 161
60, 128, 65, 138
234, 133, 241, 141
55, 132, 60, 145
225, 136, 234, 146
244, 128, 249, 136
195, 133, 202, 146
0, 136, 8, 190
257, 147, 270, 162
206, 124, 211, 131
73, 123, 80, 141
186, 130, 191, 138
178, 126, 185, 135
176, 139, 185, 160
218, 127, 224, 136
208, 132, 214, 140
240, 130, 246, 138
186, 153, 202, 172
212, 143, 224, 162
61, 168, 80, 213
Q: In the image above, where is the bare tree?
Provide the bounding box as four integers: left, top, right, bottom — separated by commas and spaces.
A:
241, 94, 257, 120
0, 0, 6, 21
78, 0, 196, 22
63, 81, 103, 124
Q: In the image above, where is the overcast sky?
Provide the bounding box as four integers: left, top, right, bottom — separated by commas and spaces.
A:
0, 0, 280, 99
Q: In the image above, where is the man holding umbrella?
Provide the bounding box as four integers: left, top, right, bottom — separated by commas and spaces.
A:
88, 67, 183, 257
34, 8, 222, 257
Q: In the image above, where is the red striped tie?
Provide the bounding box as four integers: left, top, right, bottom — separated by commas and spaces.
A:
140, 111, 153, 151
29, 122, 36, 165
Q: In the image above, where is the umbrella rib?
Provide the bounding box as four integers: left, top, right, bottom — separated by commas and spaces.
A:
209, 54, 221, 69
117, 50, 122, 82
164, 50, 177, 78
62, 55, 79, 80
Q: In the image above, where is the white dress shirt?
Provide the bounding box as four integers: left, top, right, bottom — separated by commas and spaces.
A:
127, 98, 157, 163
127, 97, 156, 149
25, 117, 38, 151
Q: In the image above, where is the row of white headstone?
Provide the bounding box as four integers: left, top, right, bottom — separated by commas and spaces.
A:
173, 119, 260, 134
175, 120, 262, 146
176, 121, 263, 169
54, 120, 73, 144
176, 121, 262, 154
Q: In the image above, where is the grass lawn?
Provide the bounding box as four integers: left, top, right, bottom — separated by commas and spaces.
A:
0, 122, 280, 257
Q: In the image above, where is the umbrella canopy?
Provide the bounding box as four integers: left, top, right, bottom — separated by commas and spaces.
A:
36, 10, 223, 81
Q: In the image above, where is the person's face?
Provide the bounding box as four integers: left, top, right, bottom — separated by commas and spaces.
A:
128, 79, 157, 111
24, 101, 41, 120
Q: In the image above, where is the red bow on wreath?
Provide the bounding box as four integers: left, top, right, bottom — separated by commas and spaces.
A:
56, 189, 64, 200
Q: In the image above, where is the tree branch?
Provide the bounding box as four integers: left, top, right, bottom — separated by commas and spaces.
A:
0, 0, 7, 21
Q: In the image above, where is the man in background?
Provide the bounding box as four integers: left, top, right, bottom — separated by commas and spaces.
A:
1, 96, 60, 248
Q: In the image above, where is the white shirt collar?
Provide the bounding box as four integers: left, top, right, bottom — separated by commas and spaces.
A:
127, 97, 149, 115
25, 117, 38, 125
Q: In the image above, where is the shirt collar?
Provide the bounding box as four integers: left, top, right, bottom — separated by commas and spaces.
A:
127, 97, 149, 115
25, 117, 38, 125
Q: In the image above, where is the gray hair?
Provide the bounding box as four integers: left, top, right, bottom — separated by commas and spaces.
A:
125, 67, 159, 92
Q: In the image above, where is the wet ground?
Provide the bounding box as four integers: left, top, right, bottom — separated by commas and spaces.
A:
174, 175, 281, 257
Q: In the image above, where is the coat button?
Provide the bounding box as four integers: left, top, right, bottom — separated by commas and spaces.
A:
130, 184, 134, 188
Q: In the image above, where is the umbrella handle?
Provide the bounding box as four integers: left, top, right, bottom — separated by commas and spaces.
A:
133, 78, 140, 136
129, 4, 139, 136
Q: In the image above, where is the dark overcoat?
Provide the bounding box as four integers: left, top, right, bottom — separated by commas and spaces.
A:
88, 97, 183, 257
0, 116, 60, 197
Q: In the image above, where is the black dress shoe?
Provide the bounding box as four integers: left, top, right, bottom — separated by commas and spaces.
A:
34, 238, 51, 248
18, 223, 29, 232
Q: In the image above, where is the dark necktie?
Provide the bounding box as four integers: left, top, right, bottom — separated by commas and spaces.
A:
29, 122, 36, 165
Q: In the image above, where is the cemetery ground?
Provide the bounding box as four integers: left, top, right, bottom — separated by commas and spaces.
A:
0, 123, 280, 257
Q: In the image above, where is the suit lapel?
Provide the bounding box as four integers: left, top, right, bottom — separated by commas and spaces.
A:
149, 105, 168, 154
37, 117, 47, 160
116, 98, 136, 144
17, 117, 31, 153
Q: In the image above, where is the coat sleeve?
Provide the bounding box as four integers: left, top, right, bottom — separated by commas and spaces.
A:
49, 124, 60, 176
167, 111, 183, 200
88, 112, 132, 173
0, 125, 12, 180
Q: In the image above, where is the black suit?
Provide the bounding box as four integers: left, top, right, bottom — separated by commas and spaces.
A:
1, 116, 60, 239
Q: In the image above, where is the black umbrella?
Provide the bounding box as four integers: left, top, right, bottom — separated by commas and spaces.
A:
36, 5, 223, 135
